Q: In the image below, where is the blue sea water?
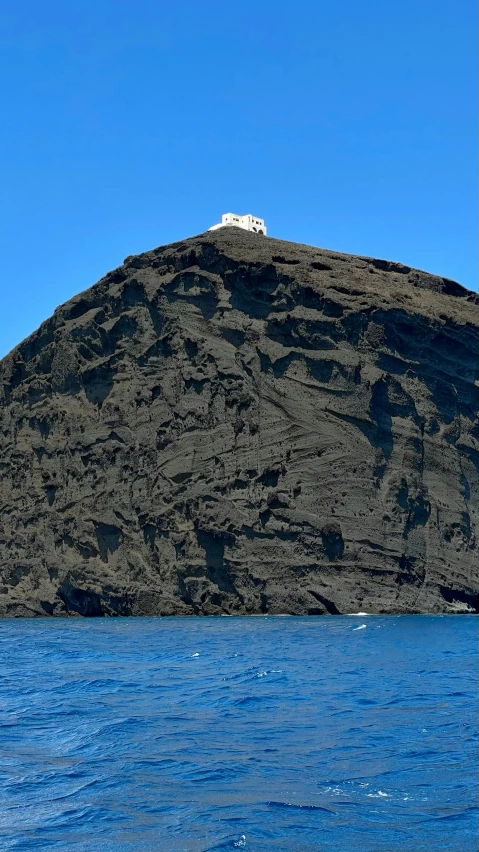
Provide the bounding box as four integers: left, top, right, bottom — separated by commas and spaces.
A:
0, 616, 477, 852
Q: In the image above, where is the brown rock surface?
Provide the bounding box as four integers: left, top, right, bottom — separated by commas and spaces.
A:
1, 227, 478, 617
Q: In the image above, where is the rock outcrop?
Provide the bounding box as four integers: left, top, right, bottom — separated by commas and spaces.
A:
1, 228, 478, 616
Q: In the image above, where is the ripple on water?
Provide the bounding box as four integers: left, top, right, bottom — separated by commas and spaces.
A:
0, 615, 477, 852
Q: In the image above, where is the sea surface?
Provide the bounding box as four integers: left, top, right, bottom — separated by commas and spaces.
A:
0, 615, 477, 852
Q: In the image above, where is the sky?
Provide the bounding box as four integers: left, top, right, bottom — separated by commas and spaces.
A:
0, 0, 477, 359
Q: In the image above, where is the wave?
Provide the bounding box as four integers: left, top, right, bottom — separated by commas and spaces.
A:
0, 616, 477, 851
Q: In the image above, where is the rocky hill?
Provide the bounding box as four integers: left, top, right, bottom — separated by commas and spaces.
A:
1, 228, 478, 617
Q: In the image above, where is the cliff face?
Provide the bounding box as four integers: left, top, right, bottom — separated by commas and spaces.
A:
1, 228, 478, 617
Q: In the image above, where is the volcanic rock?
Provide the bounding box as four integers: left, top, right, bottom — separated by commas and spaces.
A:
1, 228, 478, 616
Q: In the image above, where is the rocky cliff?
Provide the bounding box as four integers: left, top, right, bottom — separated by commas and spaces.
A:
1, 228, 478, 617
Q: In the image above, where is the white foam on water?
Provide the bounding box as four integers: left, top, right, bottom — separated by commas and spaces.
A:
353, 624, 367, 630
191, 652, 200, 657
255, 669, 283, 678
233, 835, 246, 848
346, 612, 369, 616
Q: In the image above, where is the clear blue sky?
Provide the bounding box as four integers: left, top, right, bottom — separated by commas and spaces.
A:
1, 0, 477, 358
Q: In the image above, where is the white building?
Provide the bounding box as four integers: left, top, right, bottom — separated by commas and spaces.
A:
208, 213, 267, 235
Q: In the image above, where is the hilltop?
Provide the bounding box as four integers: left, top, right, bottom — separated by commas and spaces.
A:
0, 227, 478, 616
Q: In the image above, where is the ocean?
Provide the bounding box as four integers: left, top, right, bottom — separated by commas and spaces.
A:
0, 615, 477, 852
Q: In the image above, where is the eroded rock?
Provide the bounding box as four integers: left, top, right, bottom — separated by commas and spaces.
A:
0, 228, 478, 616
